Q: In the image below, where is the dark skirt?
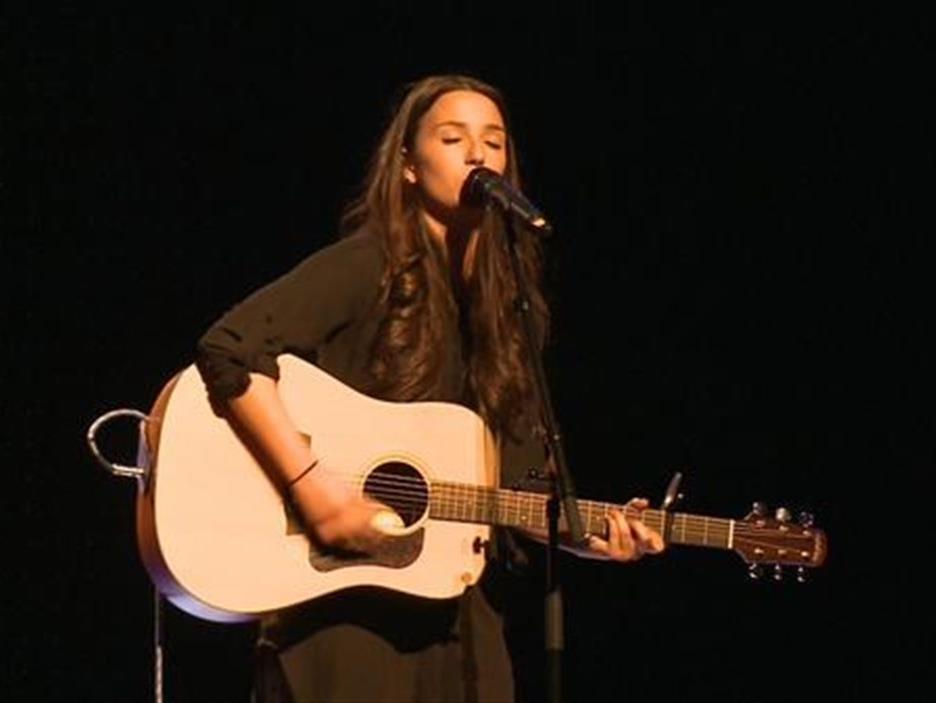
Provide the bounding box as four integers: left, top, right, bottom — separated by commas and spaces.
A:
253, 580, 515, 703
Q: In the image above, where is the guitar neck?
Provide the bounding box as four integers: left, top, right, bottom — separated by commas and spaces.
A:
429, 482, 733, 550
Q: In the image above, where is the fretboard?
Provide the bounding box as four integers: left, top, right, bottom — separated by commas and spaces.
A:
429, 482, 734, 550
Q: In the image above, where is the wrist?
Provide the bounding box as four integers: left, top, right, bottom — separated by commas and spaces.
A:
285, 461, 348, 528
285, 459, 320, 493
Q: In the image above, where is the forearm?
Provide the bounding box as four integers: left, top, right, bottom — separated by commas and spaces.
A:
225, 373, 348, 526
226, 373, 315, 485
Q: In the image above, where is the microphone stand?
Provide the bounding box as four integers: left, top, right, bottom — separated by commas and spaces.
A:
500, 214, 586, 703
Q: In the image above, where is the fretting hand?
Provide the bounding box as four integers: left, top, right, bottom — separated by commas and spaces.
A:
577, 498, 665, 562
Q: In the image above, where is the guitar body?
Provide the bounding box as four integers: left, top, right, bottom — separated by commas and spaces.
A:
137, 355, 497, 622
133, 355, 828, 623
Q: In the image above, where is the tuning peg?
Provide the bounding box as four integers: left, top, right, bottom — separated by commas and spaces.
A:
751, 501, 768, 517
748, 564, 763, 580
773, 564, 783, 581
775, 507, 791, 523
798, 511, 815, 527
797, 567, 807, 584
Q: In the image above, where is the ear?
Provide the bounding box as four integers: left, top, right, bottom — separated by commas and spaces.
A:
402, 148, 418, 185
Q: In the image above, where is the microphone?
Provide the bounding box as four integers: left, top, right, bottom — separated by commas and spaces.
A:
461, 167, 552, 233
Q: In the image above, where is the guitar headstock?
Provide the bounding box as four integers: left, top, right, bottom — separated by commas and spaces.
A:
733, 502, 827, 581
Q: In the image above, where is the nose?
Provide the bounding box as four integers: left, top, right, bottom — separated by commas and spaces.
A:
465, 138, 485, 166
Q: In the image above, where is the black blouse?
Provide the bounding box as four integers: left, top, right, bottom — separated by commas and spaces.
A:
194, 229, 549, 700
195, 227, 547, 492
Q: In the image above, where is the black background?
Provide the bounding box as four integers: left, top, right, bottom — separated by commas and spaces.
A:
5, 4, 930, 701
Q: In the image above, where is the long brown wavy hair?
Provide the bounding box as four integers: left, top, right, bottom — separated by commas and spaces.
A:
341, 75, 550, 438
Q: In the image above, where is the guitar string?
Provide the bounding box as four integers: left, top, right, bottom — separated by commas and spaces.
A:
299, 497, 808, 550
330, 478, 801, 531
333, 472, 722, 521
323, 470, 805, 532
306, 472, 814, 542
332, 475, 745, 515
339, 495, 787, 538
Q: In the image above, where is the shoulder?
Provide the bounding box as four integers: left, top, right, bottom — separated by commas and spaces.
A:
270, 226, 386, 316
283, 227, 384, 289
307, 227, 383, 269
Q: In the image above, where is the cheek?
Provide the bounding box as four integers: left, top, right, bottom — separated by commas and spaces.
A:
489, 150, 508, 174
417, 154, 467, 198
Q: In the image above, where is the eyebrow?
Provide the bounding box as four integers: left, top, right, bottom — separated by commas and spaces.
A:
433, 121, 506, 133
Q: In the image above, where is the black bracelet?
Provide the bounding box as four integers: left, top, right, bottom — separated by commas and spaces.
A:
286, 460, 319, 491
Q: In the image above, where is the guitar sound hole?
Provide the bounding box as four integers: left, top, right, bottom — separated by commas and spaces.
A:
363, 462, 428, 528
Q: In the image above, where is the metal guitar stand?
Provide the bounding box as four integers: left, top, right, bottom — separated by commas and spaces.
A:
86, 408, 165, 703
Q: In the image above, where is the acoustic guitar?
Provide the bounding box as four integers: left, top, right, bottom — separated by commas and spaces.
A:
136, 355, 826, 622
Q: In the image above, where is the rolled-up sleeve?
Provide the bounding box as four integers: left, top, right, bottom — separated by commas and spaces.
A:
196, 233, 383, 406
